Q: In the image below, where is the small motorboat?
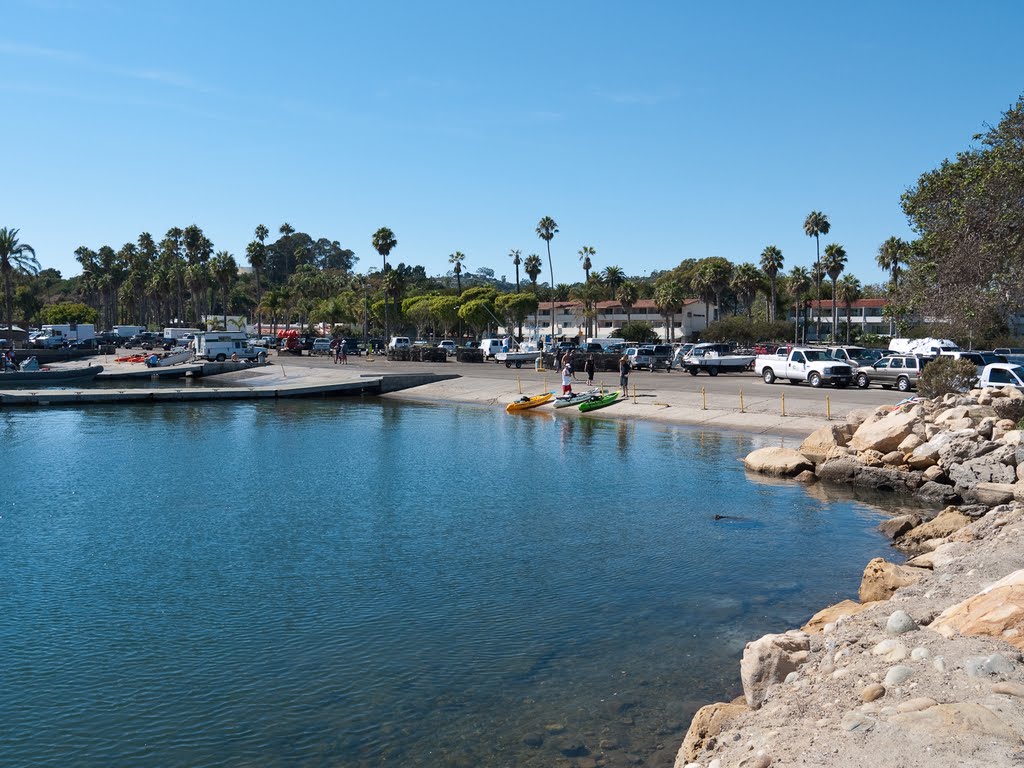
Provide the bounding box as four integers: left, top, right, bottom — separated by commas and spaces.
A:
146, 349, 193, 367
578, 392, 620, 412
551, 388, 601, 408
0, 357, 103, 386
506, 392, 554, 412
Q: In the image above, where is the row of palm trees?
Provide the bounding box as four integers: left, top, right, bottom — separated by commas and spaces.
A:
4, 210, 914, 345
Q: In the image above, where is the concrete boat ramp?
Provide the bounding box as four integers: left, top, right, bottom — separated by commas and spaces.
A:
0, 361, 458, 406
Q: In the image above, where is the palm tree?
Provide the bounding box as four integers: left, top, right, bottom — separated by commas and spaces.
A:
602, 265, 625, 297
536, 216, 558, 340
0, 227, 40, 337
509, 249, 522, 293
803, 211, 831, 340
788, 266, 811, 344
730, 263, 764, 320
616, 280, 639, 327
835, 274, 862, 344
654, 279, 684, 341
876, 236, 909, 336
259, 289, 287, 335
250, 224, 270, 335
211, 250, 238, 330
822, 243, 847, 341
577, 245, 596, 337
523, 253, 542, 336
371, 227, 397, 337
449, 251, 467, 295
759, 245, 784, 322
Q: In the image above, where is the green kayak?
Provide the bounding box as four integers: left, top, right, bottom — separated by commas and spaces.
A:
578, 391, 620, 412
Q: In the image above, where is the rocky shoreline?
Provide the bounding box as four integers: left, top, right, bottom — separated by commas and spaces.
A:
675, 385, 1024, 768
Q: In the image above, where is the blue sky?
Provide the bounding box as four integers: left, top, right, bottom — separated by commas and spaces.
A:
4, 0, 1023, 287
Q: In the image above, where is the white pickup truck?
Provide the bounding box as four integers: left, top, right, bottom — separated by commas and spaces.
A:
977, 363, 1024, 390
755, 347, 854, 388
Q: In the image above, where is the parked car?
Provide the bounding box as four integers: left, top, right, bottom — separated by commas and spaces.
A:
437, 340, 456, 356
123, 331, 165, 350
387, 336, 411, 352
310, 338, 333, 356
338, 338, 361, 356
95, 331, 121, 347
651, 344, 673, 371
855, 354, 928, 392
626, 346, 656, 370
66, 338, 100, 350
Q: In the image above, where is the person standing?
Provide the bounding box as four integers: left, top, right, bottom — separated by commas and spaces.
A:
561, 361, 573, 395
619, 353, 631, 396
584, 355, 596, 387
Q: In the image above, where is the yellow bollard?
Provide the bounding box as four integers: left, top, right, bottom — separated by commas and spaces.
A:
517, 375, 522, 395
781, 392, 785, 417
702, 386, 707, 411
739, 386, 745, 413
826, 395, 831, 420
632, 383, 637, 403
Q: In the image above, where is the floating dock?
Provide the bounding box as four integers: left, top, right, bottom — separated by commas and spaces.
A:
0, 372, 459, 406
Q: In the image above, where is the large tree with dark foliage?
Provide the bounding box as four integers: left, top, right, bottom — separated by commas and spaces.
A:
901, 96, 1024, 339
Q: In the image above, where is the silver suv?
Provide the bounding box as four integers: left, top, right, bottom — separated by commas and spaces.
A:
855, 354, 928, 392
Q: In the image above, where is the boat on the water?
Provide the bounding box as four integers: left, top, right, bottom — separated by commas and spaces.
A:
551, 388, 601, 408
506, 392, 554, 412
1, 358, 103, 386
578, 391, 620, 412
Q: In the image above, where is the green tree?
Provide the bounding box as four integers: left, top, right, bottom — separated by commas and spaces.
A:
616, 280, 639, 326
619, 320, 658, 343
787, 266, 811, 343
449, 251, 467, 295
731, 262, 764, 320
536, 216, 558, 338
803, 210, 831, 339
0, 227, 40, 336
509, 249, 522, 293
822, 243, 848, 340
876, 236, 909, 336
902, 98, 1024, 339
371, 227, 397, 337
430, 295, 461, 339
496, 291, 539, 340
759, 245, 784, 322
523, 253, 543, 336
211, 250, 238, 330
39, 301, 98, 325
835, 273, 862, 344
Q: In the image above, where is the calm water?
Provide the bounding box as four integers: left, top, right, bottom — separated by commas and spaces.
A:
1, 400, 906, 767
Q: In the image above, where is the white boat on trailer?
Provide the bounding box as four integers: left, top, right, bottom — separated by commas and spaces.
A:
495, 341, 541, 369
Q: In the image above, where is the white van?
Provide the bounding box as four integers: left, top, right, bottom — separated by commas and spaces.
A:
387, 336, 411, 352
194, 331, 267, 363
479, 338, 505, 359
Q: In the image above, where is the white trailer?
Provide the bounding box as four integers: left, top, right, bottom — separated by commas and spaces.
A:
194, 331, 267, 363
163, 327, 202, 343
32, 323, 96, 348
113, 325, 146, 339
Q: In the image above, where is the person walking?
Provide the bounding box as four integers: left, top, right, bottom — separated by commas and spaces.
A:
340, 342, 348, 365
619, 353, 631, 397
584, 355, 596, 387
334, 339, 343, 364
561, 361, 574, 395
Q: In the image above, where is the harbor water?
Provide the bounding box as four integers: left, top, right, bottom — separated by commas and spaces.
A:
1, 400, 909, 767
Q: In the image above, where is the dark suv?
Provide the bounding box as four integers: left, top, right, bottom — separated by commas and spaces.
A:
651, 344, 673, 371
123, 332, 164, 350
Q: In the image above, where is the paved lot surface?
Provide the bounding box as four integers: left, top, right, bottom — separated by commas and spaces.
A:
267, 350, 906, 438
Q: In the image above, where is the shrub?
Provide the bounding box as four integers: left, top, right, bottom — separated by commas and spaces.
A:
917, 356, 978, 399
619, 321, 659, 343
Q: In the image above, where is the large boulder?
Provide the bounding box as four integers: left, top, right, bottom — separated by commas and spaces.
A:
901, 508, 973, 547
915, 481, 962, 505
801, 599, 874, 633
930, 569, 1024, 650
799, 424, 850, 465
740, 630, 811, 709
889, 703, 1021, 743
878, 514, 921, 540
849, 410, 919, 454
744, 447, 813, 477
947, 456, 1017, 489
992, 390, 1024, 422
859, 557, 924, 603
968, 482, 1017, 506
676, 701, 748, 764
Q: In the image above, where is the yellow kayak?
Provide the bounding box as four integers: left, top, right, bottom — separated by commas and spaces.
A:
506, 392, 554, 412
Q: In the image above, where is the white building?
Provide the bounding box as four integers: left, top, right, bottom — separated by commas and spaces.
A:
788, 299, 890, 339
504, 297, 716, 342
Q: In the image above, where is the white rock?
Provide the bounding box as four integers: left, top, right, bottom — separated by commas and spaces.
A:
933, 656, 947, 673
872, 639, 908, 661
911, 647, 931, 661
885, 665, 914, 686
886, 610, 918, 635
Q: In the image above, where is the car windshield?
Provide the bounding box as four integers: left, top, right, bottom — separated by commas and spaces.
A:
803, 350, 831, 361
